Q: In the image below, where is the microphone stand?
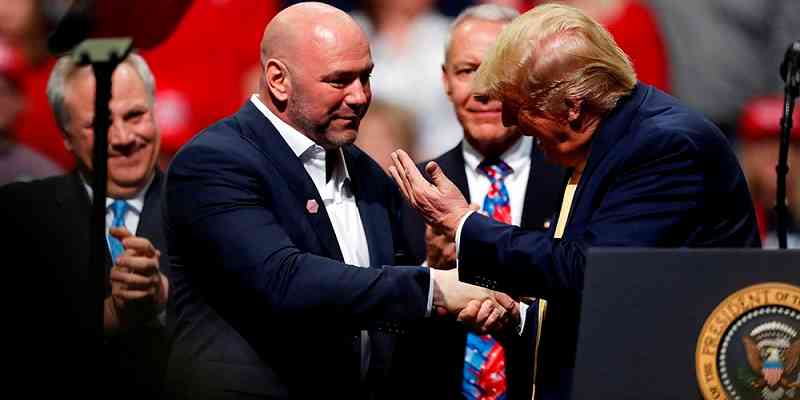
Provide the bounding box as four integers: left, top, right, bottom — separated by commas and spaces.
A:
47, 2, 189, 392
777, 42, 800, 249
71, 37, 132, 367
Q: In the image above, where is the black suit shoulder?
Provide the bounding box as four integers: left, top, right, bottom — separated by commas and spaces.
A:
1, 173, 80, 211
3, 174, 92, 395
1, 173, 88, 250
3, 172, 170, 399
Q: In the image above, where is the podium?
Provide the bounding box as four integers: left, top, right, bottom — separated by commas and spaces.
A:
571, 249, 800, 399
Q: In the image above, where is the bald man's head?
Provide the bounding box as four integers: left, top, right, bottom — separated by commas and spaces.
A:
258, 2, 374, 149
260, 2, 365, 67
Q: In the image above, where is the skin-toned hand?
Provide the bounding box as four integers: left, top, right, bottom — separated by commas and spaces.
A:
457, 292, 520, 334
431, 267, 509, 332
389, 149, 473, 239
104, 227, 169, 335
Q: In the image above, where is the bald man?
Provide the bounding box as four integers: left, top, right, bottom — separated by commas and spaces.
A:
163, 3, 513, 399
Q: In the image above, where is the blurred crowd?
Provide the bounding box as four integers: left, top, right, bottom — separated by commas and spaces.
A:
1, 0, 798, 246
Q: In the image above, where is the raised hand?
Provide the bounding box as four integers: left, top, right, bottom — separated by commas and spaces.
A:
389, 149, 472, 239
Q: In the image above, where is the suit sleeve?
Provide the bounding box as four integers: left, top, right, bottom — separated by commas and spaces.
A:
458, 131, 704, 297
165, 139, 430, 331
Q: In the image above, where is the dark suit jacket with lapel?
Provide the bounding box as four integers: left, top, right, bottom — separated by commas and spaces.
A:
457, 83, 761, 399
163, 101, 431, 399
0, 170, 170, 398
393, 141, 565, 400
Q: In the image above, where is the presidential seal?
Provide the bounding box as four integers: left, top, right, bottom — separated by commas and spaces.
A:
696, 283, 800, 400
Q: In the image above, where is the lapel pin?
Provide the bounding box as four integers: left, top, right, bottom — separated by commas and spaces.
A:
306, 199, 319, 214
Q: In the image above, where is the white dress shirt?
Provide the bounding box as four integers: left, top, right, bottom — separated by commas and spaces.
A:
82, 174, 152, 239
251, 94, 372, 268
251, 96, 434, 315
462, 136, 533, 225
254, 94, 427, 381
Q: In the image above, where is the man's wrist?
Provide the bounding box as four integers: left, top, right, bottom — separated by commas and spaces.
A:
454, 210, 476, 260
447, 206, 473, 238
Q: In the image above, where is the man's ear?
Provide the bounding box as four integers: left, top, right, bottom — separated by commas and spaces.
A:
264, 59, 290, 102
565, 97, 583, 122
565, 97, 584, 130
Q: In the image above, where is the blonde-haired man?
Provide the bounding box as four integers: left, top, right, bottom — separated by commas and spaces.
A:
390, 4, 760, 398
394, 4, 565, 400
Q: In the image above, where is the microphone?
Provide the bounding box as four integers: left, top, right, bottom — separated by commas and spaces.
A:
780, 41, 800, 93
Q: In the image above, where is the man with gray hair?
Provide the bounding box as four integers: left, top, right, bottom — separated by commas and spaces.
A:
394, 4, 565, 399
0, 52, 170, 397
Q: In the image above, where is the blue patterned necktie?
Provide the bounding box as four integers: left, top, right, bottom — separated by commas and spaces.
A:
107, 199, 129, 263
463, 159, 513, 400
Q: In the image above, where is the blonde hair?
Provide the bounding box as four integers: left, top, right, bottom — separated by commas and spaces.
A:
474, 3, 636, 118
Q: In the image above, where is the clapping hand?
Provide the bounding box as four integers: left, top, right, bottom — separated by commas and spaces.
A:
108, 227, 168, 331
425, 224, 456, 269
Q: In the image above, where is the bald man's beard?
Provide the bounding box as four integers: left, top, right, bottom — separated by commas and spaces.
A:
286, 97, 318, 137
287, 95, 359, 150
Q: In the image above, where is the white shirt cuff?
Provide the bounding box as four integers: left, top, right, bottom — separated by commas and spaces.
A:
426, 269, 434, 317
454, 210, 475, 264
517, 301, 528, 335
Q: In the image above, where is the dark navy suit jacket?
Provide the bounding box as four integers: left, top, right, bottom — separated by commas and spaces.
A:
457, 84, 761, 399
163, 101, 431, 399
394, 141, 565, 400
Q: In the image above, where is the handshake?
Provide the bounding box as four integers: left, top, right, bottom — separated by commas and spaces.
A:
388, 148, 520, 334
430, 267, 519, 334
